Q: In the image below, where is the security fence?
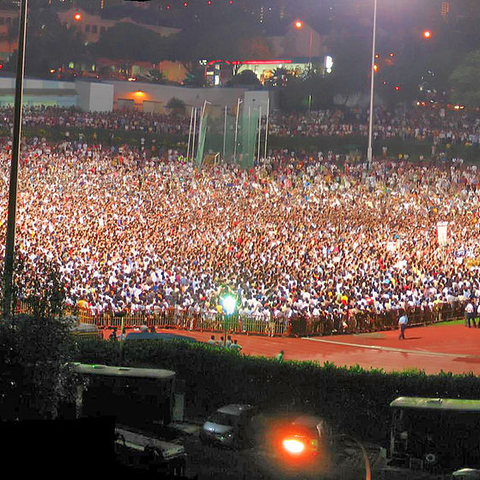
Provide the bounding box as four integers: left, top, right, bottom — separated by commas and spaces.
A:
75, 300, 467, 338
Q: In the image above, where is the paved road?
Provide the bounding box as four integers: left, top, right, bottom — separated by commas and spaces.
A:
182, 428, 384, 480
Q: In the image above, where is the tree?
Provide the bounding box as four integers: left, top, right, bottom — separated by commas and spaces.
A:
238, 37, 273, 61
171, 15, 269, 75
265, 67, 295, 89
137, 68, 166, 84
5, 6, 88, 77
277, 71, 334, 112
449, 50, 480, 107
0, 19, 18, 57
0, 255, 76, 420
93, 22, 170, 64
227, 70, 261, 87
166, 97, 186, 116
328, 33, 371, 103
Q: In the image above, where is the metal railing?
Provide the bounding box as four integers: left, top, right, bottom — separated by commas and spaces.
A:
72, 301, 466, 338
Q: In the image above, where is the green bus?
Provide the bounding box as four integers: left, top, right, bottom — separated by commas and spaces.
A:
389, 397, 480, 471
72, 363, 176, 430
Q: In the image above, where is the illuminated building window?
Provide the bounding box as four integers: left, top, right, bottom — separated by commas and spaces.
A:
441, 1, 450, 17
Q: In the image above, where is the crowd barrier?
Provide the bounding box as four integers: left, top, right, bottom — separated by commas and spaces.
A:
73, 301, 467, 338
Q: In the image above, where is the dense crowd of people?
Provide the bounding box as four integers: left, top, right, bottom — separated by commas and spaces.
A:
0, 106, 191, 136
0, 133, 479, 328
269, 107, 480, 146
0, 105, 479, 148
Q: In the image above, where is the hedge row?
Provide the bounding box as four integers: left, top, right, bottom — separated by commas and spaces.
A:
74, 338, 480, 445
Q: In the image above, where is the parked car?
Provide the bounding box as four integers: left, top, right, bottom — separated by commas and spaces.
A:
273, 415, 333, 463
200, 404, 258, 448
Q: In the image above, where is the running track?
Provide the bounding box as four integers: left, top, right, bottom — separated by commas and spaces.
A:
107, 323, 480, 376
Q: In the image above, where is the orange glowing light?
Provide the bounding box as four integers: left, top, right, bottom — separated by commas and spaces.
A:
134, 91, 145, 98
423, 30, 432, 39
283, 439, 306, 454
295, 20, 303, 29
73, 13, 82, 21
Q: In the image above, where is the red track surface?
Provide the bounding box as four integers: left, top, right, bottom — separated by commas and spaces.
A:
105, 323, 480, 375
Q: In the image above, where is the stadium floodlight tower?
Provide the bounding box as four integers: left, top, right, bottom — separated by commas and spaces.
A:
367, 0, 378, 171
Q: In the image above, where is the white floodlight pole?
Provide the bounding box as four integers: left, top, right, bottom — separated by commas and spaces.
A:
195, 101, 210, 166
247, 106, 251, 164
367, 0, 378, 170
264, 97, 270, 160
257, 106, 262, 163
233, 98, 242, 163
191, 107, 198, 160
222, 105, 227, 162
187, 106, 194, 160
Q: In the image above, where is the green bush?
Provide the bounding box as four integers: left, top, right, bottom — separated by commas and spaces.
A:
74, 339, 480, 445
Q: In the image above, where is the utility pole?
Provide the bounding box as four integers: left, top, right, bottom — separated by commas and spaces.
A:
2, 0, 28, 319
367, 0, 378, 170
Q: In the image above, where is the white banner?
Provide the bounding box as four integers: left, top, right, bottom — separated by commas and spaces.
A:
386, 241, 398, 252
437, 221, 448, 246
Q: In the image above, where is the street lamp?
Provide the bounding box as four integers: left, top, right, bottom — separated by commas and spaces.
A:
220, 293, 237, 346
293, 19, 314, 69
367, 0, 378, 170
220, 294, 237, 316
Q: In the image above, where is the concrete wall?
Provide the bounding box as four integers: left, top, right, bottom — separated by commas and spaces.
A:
0, 77, 77, 107
109, 81, 250, 113
0, 76, 271, 114
244, 91, 271, 118
75, 81, 114, 112
0, 77, 76, 92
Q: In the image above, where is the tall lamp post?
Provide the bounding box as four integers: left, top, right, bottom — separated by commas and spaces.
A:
220, 293, 237, 346
367, 0, 378, 170
2, 0, 28, 319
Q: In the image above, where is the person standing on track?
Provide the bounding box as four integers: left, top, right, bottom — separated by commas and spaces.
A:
398, 312, 409, 340
465, 301, 476, 328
